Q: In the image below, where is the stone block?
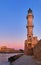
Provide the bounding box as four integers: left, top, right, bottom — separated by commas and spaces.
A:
33, 40, 41, 61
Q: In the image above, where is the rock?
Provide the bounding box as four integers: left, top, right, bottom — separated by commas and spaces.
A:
8, 54, 23, 63
33, 40, 41, 61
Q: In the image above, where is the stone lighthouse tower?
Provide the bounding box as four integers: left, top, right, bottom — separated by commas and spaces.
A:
24, 8, 38, 55
26, 8, 34, 46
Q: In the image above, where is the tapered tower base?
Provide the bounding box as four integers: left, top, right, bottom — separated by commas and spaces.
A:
24, 40, 33, 55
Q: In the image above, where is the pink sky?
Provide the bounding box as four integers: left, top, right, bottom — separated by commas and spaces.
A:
0, 38, 25, 50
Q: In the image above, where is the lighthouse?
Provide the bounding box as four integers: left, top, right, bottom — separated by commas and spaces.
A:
26, 8, 34, 46
24, 8, 38, 55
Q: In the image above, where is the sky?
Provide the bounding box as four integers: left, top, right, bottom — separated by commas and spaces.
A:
0, 0, 41, 49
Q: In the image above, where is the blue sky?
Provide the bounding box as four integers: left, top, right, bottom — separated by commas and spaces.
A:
0, 0, 41, 49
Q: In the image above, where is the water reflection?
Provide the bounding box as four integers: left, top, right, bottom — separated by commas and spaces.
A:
0, 53, 22, 65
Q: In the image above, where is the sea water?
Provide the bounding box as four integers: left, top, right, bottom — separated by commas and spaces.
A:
0, 53, 21, 65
